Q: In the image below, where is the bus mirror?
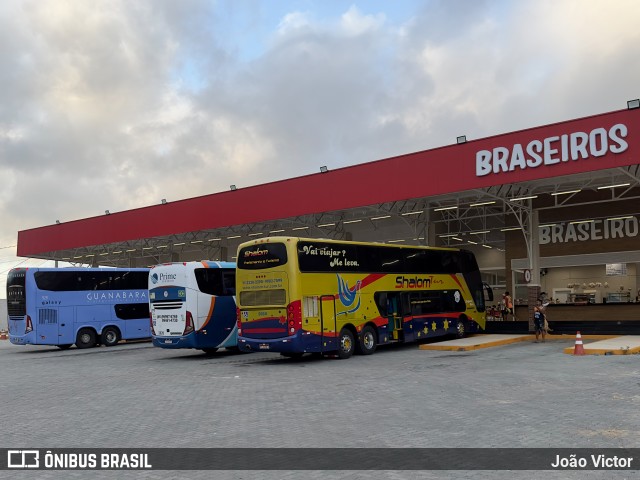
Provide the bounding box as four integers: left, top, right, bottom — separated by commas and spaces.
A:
483, 283, 494, 302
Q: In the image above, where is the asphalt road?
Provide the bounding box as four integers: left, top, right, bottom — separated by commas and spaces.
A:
1, 337, 638, 480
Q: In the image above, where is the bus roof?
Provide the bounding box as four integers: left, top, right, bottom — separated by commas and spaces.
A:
237, 236, 461, 252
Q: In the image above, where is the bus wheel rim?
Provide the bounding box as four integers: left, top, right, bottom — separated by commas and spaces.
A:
364, 332, 374, 349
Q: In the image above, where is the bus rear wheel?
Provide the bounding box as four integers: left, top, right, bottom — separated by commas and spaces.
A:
102, 327, 120, 347
337, 328, 355, 359
357, 326, 377, 355
76, 328, 97, 349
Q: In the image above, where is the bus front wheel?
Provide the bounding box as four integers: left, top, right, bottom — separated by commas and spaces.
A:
102, 327, 120, 347
337, 328, 355, 359
456, 318, 467, 338
76, 328, 97, 349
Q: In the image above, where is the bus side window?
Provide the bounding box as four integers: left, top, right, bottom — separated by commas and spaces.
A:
222, 269, 236, 296
374, 292, 388, 317
401, 294, 411, 316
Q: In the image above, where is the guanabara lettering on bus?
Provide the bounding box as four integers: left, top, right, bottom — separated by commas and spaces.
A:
236, 237, 493, 359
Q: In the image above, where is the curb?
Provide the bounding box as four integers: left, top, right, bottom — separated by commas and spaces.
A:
419, 334, 621, 352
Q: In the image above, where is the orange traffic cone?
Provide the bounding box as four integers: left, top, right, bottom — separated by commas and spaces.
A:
573, 331, 585, 356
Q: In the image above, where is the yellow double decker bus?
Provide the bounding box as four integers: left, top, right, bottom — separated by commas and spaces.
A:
236, 237, 492, 359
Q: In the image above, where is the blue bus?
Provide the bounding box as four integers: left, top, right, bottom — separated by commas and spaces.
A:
6, 267, 151, 349
149, 261, 238, 353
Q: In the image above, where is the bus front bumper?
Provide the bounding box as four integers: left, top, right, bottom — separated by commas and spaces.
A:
9, 334, 34, 345
152, 334, 197, 349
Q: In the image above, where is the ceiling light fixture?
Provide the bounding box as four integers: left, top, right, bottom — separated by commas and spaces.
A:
569, 220, 595, 225
509, 195, 538, 201
434, 206, 458, 211
597, 183, 630, 190
551, 189, 581, 196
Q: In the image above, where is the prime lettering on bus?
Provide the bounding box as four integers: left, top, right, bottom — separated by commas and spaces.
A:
539, 216, 639, 244
475, 124, 628, 177
395, 275, 433, 289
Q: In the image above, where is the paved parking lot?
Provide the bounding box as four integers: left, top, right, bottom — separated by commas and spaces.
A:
1, 338, 638, 480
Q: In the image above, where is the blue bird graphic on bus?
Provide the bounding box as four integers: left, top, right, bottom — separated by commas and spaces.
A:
336, 274, 362, 315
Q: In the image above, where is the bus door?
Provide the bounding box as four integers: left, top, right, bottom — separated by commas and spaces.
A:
320, 295, 337, 352
386, 294, 404, 342
57, 306, 75, 344
400, 294, 414, 343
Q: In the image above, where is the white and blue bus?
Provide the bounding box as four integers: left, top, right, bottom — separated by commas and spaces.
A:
6, 267, 151, 349
149, 261, 238, 354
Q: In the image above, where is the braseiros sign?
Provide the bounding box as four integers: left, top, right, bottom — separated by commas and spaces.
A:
539, 216, 639, 245
476, 124, 629, 176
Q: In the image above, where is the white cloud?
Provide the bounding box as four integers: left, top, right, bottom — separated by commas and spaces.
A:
340, 5, 386, 36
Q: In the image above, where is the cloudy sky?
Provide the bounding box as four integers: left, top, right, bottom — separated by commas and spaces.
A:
1, 0, 639, 288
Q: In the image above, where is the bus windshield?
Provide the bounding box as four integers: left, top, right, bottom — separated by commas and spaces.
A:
7, 268, 26, 317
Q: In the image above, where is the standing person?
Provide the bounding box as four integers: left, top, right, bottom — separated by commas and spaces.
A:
502, 291, 514, 321
533, 300, 546, 342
